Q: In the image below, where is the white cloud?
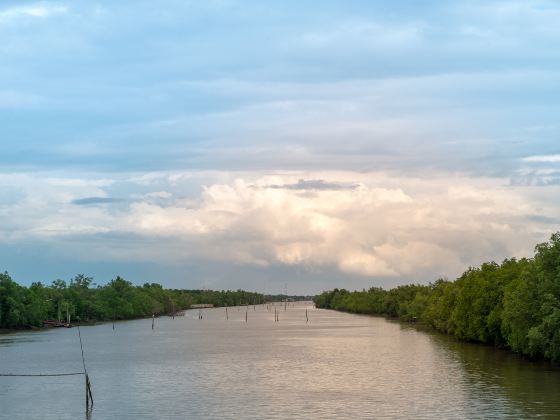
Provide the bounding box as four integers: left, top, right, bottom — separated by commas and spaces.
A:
522, 154, 560, 163
0, 3, 67, 23
1, 170, 558, 283
300, 19, 425, 49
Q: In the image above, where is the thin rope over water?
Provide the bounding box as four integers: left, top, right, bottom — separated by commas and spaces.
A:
0, 320, 94, 410
0, 372, 85, 377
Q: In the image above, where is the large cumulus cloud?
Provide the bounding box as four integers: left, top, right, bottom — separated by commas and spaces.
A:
2, 170, 558, 289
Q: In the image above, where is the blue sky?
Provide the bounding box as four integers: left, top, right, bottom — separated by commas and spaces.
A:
1, 0, 560, 293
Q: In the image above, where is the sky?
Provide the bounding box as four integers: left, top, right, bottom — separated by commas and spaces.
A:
1, 0, 560, 294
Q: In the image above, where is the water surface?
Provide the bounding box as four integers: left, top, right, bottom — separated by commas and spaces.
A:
1, 303, 559, 419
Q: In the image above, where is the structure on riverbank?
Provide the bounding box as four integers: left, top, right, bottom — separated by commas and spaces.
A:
190, 304, 214, 309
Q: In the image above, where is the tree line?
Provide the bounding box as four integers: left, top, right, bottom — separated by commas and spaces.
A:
314, 233, 560, 363
0, 273, 264, 329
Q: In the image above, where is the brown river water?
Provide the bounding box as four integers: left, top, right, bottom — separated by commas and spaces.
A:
1, 302, 559, 419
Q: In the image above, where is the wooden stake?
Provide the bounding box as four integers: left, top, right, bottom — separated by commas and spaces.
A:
87, 374, 93, 407
306, 309, 308, 323
226, 307, 228, 320
84, 373, 93, 409
152, 314, 155, 330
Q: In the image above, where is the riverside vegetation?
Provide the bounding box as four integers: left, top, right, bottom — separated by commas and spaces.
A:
315, 233, 560, 363
0, 274, 263, 329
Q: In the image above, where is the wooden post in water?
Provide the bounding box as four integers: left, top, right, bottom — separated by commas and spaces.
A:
226, 307, 229, 320
245, 310, 248, 323
152, 314, 155, 330
306, 308, 308, 323
86, 374, 93, 408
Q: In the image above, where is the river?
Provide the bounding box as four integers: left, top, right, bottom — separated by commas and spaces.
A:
1, 303, 559, 419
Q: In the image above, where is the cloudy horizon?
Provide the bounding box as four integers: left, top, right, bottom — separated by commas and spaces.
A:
1, 0, 559, 293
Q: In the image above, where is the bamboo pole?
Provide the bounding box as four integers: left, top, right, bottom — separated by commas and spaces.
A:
86, 374, 93, 408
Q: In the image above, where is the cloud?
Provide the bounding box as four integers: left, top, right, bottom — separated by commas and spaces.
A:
0, 3, 68, 23
2, 170, 558, 287
526, 215, 559, 224
265, 179, 359, 191
0, 1, 559, 178
299, 19, 425, 50
1, 0, 560, 291
71, 197, 125, 205
522, 154, 560, 163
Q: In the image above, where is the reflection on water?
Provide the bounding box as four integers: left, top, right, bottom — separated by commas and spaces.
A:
422, 327, 560, 418
1, 304, 559, 419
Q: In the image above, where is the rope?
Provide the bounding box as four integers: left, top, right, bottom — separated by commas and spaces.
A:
77, 321, 87, 375
1, 320, 94, 409
77, 320, 94, 407
0, 372, 84, 377
0, 322, 89, 379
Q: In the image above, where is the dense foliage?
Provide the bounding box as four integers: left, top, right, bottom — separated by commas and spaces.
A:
315, 233, 560, 363
0, 274, 263, 329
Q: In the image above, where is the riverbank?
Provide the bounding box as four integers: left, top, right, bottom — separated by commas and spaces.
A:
316, 291, 558, 365
314, 233, 560, 364
0, 272, 264, 331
